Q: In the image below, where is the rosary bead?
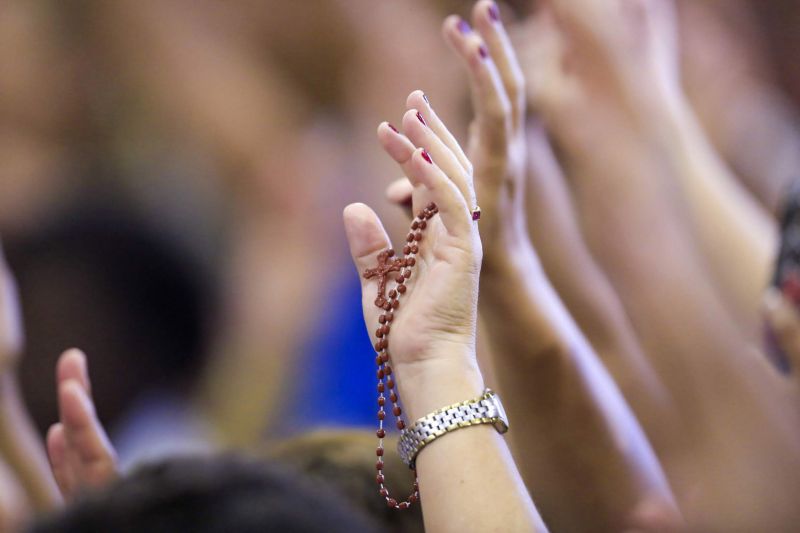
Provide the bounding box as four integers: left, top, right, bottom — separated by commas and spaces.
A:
377, 382, 385, 393
406, 257, 416, 266
411, 220, 419, 230
395, 274, 404, 283
393, 406, 402, 416
378, 410, 385, 420
377, 369, 385, 379
385, 312, 394, 322
380, 488, 389, 497
389, 289, 397, 299
427, 202, 436, 210
376, 447, 384, 457
404, 270, 412, 280
381, 353, 389, 363
386, 498, 398, 509
397, 284, 407, 294
387, 377, 395, 388
419, 220, 426, 229
378, 396, 385, 406
403, 245, 411, 255
379, 315, 386, 324
409, 494, 418, 503
374, 341, 382, 352
376, 328, 384, 339
387, 249, 395, 257
414, 232, 422, 241
410, 245, 419, 254
377, 429, 386, 438
376, 473, 385, 483
375, 355, 382, 365
406, 233, 415, 243
382, 302, 392, 311
390, 392, 398, 402
396, 420, 406, 430
383, 325, 390, 335
385, 365, 392, 376
398, 502, 410, 510
376, 460, 384, 471
392, 300, 400, 309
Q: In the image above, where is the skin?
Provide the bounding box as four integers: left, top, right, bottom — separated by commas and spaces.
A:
345, 92, 544, 531
513, 2, 800, 528
45, 349, 118, 502
389, 4, 680, 530
0, 242, 61, 515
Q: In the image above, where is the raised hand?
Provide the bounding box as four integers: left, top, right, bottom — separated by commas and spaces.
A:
46, 349, 117, 502
344, 90, 544, 531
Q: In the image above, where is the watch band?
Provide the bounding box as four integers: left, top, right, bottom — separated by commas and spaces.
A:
397, 388, 509, 469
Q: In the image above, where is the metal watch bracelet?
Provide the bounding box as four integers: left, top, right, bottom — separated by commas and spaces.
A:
397, 388, 509, 469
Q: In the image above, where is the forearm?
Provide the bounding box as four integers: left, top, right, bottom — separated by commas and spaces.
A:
395, 353, 546, 533
0, 374, 60, 511
656, 99, 777, 332
480, 247, 679, 532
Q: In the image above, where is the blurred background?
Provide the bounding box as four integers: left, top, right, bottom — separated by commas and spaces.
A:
1, 0, 799, 471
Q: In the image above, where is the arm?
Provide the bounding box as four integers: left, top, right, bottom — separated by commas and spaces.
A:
344, 90, 544, 531
442, 4, 679, 529
0, 246, 60, 512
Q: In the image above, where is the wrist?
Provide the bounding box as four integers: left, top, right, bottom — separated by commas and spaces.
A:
393, 348, 484, 422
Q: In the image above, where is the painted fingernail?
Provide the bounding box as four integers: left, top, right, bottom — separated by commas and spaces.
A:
421, 149, 433, 164
458, 19, 472, 34
387, 123, 399, 133
478, 44, 489, 60
416, 111, 427, 126
422, 93, 430, 106
488, 3, 500, 22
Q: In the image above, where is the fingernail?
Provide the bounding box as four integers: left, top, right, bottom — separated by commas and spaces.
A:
488, 3, 500, 22
478, 44, 489, 60
387, 123, 399, 133
458, 19, 472, 34
422, 93, 430, 106
421, 150, 433, 164
416, 111, 427, 126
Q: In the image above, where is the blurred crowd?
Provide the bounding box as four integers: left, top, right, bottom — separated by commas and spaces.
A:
1, 0, 800, 531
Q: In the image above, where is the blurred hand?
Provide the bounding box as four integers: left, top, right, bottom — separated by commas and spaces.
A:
344, 96, 482, 373
46, 349, 117, 502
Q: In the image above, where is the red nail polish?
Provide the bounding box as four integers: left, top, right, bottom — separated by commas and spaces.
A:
488, 3, 500, 22
416, 111, 427, 126
421, 150, 433, 164
458, 19, 471, 34
387, 123, 399, 133
478, 45, 489, 59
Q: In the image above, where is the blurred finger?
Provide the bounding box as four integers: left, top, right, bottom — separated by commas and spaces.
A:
472, 0, 526, 130
59, 380, 117, 472
386, 177, 414, 218
443, 15, 512, 153
46, 423, 75, 500
56, 349, 91, 395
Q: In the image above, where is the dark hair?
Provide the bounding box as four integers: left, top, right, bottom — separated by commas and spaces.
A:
6, 206, 217, 431
29, 454, 379, 533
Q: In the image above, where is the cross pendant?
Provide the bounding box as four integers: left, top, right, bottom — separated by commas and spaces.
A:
364, 249, 404, 308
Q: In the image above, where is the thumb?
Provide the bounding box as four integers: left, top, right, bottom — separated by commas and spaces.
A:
343, 203, 394, 277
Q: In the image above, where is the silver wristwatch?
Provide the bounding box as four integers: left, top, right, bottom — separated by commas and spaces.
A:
397, 389, 509, 469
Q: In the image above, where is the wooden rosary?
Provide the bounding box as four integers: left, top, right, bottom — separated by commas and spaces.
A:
363, 201, 439, 510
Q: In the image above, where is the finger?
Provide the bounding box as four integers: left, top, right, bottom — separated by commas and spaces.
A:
764, 289, 800, 385
443, 15, 512, 153
377, 121, 439, 211
407, 148, 472, 238
406, 90, 471, 173
56, 349, 91, 395
401, 108, 476, 209
472, 0, 526, 130
343, 203, 393, 277
386, 177, 414, 219
46, 423, 75, 500
59, 380, 117, 468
